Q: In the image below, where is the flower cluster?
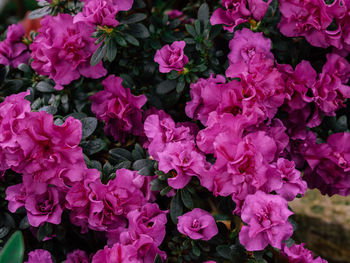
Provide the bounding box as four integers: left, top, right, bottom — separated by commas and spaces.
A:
2, 90, 166, 262
0, 23, 30, 68
210, 0, 271, 32
30, 14, 107, 90
278, 0, 350, 51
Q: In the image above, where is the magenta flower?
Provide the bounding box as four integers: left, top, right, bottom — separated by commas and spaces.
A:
74, 0, 119, 27
90, 75, 147, 142
65, 250, 89, 263
177, 208, 218, 241
158, 141, 208, 189
228, 28, 273, 65
25, 185, 63, 227
210, 0, 271, 32
144, 111, 193, 160
154, 41, 189, 73
30, 14, 107, 90
126, 203, 168, 246
185, 74, 227, 125
282, 243, 328, 263
25, 249, 53, 263
0, 91, 31, 172
239, 191, 294, 251
0, 23, 30, 68
92, 243, 138, 263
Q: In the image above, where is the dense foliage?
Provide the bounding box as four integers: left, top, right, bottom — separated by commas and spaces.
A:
0, 0, 350, 262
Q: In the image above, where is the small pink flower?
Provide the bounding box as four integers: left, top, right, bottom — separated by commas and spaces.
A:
25, 249, 53, 263
282, 243, 328, 263
66, 249, 89, 263
90, 75, 147, 142
154, 41, 188, 73
177, 208, 218, 241
239, 191, 293, 251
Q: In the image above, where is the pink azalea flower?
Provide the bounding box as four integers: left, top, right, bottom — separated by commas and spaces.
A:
154, 41, 189, 73
25, 249, 53, 263
0, 23, 30, 68
177, 208, 218, 241
239, 191, 294, 251
282, 243, 328, 263
90, 75, 147, 142
30, 13, 107, 90
66, 249, 89, 263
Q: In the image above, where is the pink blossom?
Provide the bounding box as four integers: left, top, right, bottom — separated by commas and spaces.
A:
66, 168, 147, 232
282, 243, 328, 263
154, 41, 189, 73
30, 14, 107, 90
126, 203, 168, 246
239, 191, 294, 251
177, 208, 218, 241
278, 0, 345, 48
228, 28, 273, 65
25, 184, 63, 227
90, 75, 147, 142
0, 23, 30, 67
185, 74, 227, 125
74, 0, 119, 27
144, 111, 193, 160
158, 141, 208, 189
0, 91, 31, 172
92, 243, 139, 263
210, 0, 271, 32
25, 249, 53, 263
66, 250, 89, 263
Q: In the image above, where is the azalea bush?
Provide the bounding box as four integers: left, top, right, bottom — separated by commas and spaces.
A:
0, 0, 349, 262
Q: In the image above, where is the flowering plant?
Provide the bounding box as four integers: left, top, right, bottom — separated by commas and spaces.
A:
0, 0, 349, 262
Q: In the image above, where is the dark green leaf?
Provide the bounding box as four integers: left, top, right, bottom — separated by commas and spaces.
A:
153, 254, 162, 263
198, 3, 209, 24
90, 43, 107, 66
160, 186, 172, 196
120, 13, 147, 24
17, 63, 31, 73
176, 78, 185, 93
185, 24, 197, 37
134, 0, 146, 8
37, 223, 52, 241
209, 25, 222, 39
216, 245, 232, 260
82, 138, 107, 155
0, 231, 24, 263
38, 105, 57, 115
109, 148, 133, 161
170, 191, 183, 224
106, 38, 117, 62
19, 216, 30, 230
28, 6, 51, 19
115, 161, 132, 170
128, 24, 150, 39
132, 159, 154, 171
156, 80, 177, 95
335, 115, 348, 132
194, 20, 201, 35
124, 33, 140, 46
132, 148, 144, 160
138, 166, 154, 176
180, 188, 193, 209
81, 117, 98, 140
115, 35, 127, 47
192, 241, 201, 257
150, 178, 168, 191
184, 38, 196, 45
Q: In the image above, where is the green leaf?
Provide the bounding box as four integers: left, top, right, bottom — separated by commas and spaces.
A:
115, 35, 127, 47
132, 159, 154, 171
90, 43, 107, 66
194, 20, 201, 35
209, 25, 222, 39
17, 63, 31, 73
106, 38, 117, 62
128, 24, 150, 39
81, 117, 98, 140
180, 188, 193, 209
38, 105, 57, 115
82, 138, 107, 155
124, 33, 140, 46
216, 245, 232, 260
28, 6, 51, 19
150, 178, 168, 191
176, 78, 185, 93
170, 191, 183, 224
198, 3, 209, 24
120, 13, 147, 24
109, 148, 133, 161
185, 24, 197, 37
37, 223, 53, 241
191, 241, 201, 257
335, 115, 348, 132
184, 38, 196, 45
160, 186, 172, 196
153, 254, 162, 263
156, 80, 177, 95
115, 160, 132, 170
0, 231, 24, 263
